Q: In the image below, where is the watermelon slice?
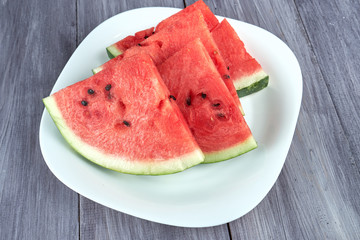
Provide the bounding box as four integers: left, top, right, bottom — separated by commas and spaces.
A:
95, 10, 244, 114
155, 0, 219, 32
43, 54, 204, 175
106, 27, 155, 59
106, 1, 218, 58
93, 42, 164, 74
211, 19, 269, 97
140, 10, 243, 113
157, 39, 257, 163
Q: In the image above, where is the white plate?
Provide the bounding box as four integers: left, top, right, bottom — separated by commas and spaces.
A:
39, 7, 302, 227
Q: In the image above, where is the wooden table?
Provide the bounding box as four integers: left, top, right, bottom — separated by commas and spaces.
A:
1, 0, 359, 239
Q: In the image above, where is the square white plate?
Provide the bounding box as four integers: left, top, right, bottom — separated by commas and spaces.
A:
39, 7, 302, 227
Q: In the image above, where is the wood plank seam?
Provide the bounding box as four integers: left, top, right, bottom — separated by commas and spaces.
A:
226, 223, 233, 240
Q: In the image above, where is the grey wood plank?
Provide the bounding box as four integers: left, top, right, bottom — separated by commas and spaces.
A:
295, 0, 360, 176
185, 0, 360, 239
77, 0, 230, 239
80, 198, 230, 240
0, 0, 79, 239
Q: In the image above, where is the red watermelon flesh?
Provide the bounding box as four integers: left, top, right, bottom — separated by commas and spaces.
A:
155, 0, 219, 33
106, 27, 155, 58
141, 10, 207, 61
98, 10, 243, 113
93, 42, 164, 74
43, 54, 204, 175
211, 19, 269, 97
157, 39, 257, 163
106, 0, 218, 57
198, 31, 244, 114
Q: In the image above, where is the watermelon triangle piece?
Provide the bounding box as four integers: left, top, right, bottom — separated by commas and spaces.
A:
43, 54, 204, 175
95, 9, 244, 114
106, 27, 155, 59
211, 19, 269, 97
157, 39, 257, 163
155, 0, 219, 33
106, 1, 219, 58
141, 9, 243, 113
93, 42, 164, 74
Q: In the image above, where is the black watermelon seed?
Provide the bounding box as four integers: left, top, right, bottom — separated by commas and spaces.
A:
88, 89, 94, 94
152, 31, 155, 34
81, 100, 88, 106
217, 113, 225, 118
144, 36, 148, 39
123, 120, 131, 127
186, 97, 191, 106
213, 103, 220, 107
227, 66, 230, 70
201, 93, 207, 99
105, 84, 111, 91
223, 74, 230, 79
169, 95, 176, 101
137, 43, 142, 46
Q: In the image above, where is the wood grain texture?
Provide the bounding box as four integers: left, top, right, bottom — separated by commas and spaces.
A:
77, 1, 230, 239
186, 0, 360, 239
80, 198, 230, 240
294, 0, 360, 172
0, 0, 79, 239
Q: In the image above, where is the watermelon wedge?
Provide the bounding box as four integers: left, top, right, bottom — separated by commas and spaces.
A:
106, 27, 155, 59
211, 19, 269, 97
158, 39, 257, 163
43, 54, 204, 175
140, 9, 243, 113
106, 1, 218, 58
93, 42, 164, 74
95, 10, 244, 114
155, 0, 219, 32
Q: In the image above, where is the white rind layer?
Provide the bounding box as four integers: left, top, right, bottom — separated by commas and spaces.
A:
203, 136, 257, 163
233, 69, 268, 90
43, 95, 204, 175
92, 66, 103, 74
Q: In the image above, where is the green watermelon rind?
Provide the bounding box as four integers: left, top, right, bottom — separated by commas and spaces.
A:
234, 70, 269, 98
203, 136, 257, 163
237, 76, 269, 98
106, 45, 122, 59
43, 96, 205, 175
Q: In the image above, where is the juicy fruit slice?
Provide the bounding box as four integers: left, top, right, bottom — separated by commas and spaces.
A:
141, 10, 243, 112
96, 10, 243, 113
105, 1, 219, 57
93, 42, 164, 74
155, 0, 219, 32
140, 10, 214, 65
157, 39, 257, 163
211, 19, 269, 97
43, 54, 204, 175
106, 27, 155, 59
